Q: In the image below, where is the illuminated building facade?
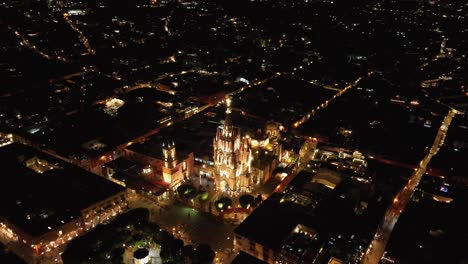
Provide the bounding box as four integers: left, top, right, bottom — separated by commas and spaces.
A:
213, 98, 252, 194
0, 143, 128, 264
248, 122, 282, 186
123, 139, 193, 189
0, 191, 127, 264
161, 141, 185, 186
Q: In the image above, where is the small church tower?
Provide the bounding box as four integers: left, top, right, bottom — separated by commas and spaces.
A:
162, 140, 177, 169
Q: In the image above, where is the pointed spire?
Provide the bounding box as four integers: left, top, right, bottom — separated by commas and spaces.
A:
163, 140, 174, 149
224, 96, 233, 129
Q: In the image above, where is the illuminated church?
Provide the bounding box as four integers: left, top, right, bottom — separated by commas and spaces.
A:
213, 98, 252, 194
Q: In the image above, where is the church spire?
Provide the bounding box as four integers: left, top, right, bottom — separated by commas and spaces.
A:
224, 96, 233, 129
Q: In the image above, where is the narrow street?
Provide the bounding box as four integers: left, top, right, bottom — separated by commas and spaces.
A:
293, 70, 381, 128
362, 109, 458, 264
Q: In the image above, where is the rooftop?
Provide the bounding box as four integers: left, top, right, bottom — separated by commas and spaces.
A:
251, 153, 278, 169
235, 192, 316, 250
231, 251, 268, 264
235, 166, 376, 256
128, 106, 221, 161
280, 224, 319, 261
0, 143, 125, 237
105, 156, 140, 173
104, 157, 167, 195
127, 135, 193, 161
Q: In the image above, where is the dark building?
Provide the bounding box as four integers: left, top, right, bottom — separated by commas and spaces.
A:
0, 143, 127, 264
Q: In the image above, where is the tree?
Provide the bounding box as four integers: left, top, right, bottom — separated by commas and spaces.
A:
186, 189, 198, 200
177, 184, 197, 200
182, 245, 195, 259
156, 231, 174, 248
143, 222, 159, 236
194, 244, 215, 264
169, 238, 184, 258
214, 197, 232, 211
160, 246, 171, 260
197, 191, 209, 202
129, 233, 144, 245
239, 194, 255, 209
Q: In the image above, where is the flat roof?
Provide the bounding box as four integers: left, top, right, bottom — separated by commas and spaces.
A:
235, 193, 316, 250
105, 156, 140, 172
127, 135, 193, 161
235, 168, 352, 251
127, 107, 220, 160
231, 251, 268, 264
0, 143, 125, 237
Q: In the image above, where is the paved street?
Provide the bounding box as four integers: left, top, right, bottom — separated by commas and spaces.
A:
362, 109, 458, 264
293, 70, 381, 128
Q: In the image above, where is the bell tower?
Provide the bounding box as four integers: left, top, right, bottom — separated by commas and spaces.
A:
162, 141, 177, 169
